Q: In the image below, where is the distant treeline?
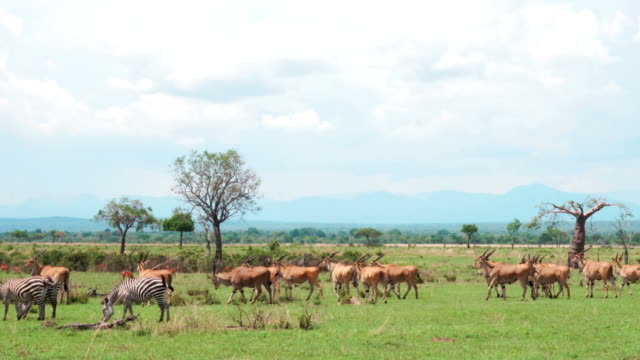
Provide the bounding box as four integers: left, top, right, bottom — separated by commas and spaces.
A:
1, 225, 639, 247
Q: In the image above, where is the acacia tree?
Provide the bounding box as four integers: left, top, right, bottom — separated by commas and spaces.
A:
172, 150, 261, 272
162, 208, 195, 248
354, 228, 382, 246
506, 219, 521, 249
94, 198, 158, 254
461, 224, 478, 248
531, 198, 620, 266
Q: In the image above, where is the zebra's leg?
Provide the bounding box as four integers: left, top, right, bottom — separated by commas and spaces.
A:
4, 300, 9, 321
123, 299, 132, 320
38, 302, 45, 321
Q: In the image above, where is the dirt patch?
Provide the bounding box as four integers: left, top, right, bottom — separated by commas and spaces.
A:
431, 337, 456, 343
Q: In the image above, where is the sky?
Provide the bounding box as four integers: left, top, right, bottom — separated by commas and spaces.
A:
1, 1, 640, 204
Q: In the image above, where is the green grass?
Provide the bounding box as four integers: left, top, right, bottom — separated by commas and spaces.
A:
1, 245, 639, 359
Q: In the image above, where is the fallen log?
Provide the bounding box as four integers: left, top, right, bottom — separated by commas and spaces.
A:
57, 315, 139, 330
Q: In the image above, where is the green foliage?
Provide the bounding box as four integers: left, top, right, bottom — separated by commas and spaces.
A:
94, 197, 158, 253
162, 209, 195, 233
354, 228, 383, 246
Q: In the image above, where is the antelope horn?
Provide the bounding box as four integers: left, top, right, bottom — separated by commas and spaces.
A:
245, 256, 254, 264
487, 249, 496, 257
329, 251, 339, 258
277, 255, 287, 262
373, 254, 385, 262
481, 249, 489, 257
538, 255, 546, 263
33, 250, 45, 259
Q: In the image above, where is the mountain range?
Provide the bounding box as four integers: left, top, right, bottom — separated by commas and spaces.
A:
0, 184, 637, 231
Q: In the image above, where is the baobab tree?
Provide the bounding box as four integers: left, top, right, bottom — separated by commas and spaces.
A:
531, 198, 621, 266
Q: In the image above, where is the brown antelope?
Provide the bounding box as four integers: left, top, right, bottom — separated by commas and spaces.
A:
480, 255, 537, 301
474, 249, 507, 297
273, 256, 323, 301
226, 261, 273, 304
319, 252, 359, 302
354, 255, 387, 304
531, 258, 571, 299
266, 258, 282, 302
370, 255, 419, 300
571, 249, 617, 298
612, 254, 640, 295
137, 255, 176, 303
120, 271, 135, 281
26, 252, 71, 305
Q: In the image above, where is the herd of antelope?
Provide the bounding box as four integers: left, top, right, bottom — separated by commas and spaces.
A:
213, 252, 421, 305
3, 246, 637, 323
475, 248, 640, 300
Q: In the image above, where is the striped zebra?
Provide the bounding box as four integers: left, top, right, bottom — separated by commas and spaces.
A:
0, 276, 55, 321
19, 279, 61, 319
102, 277, 170, 322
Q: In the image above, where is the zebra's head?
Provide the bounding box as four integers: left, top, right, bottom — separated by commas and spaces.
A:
102, 297, 114, 322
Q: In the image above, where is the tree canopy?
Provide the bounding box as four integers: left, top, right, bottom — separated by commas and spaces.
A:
354, 228, 383, 246
94, 198, 158, 254
506, 218, 521, 248
162, 208, 195, 248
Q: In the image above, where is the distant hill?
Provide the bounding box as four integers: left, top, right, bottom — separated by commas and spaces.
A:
0, 184, 637, 231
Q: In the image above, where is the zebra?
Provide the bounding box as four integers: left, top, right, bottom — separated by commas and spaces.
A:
19, 278, 61, 319
102, 277, 170, 322
0, 276, 56, 321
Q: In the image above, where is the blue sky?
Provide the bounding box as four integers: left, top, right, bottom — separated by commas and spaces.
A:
1, 1, 640, 204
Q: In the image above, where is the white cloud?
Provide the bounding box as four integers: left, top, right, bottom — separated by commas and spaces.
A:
635, 16, 640, 42
0, 8, 22, 36
521, 5, 615, 63
106, 77, 153, 91
262, 111, 334, 132
602, 11, 630, 38
432, 51, 484, 71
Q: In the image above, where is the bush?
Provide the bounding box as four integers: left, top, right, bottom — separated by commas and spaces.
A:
298, 307, 314, 330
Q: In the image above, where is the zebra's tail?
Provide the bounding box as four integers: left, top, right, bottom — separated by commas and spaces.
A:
162, 275, 174, 292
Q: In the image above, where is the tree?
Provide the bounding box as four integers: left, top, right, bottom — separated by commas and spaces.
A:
506, 219, 521, 249
172, 149, 261, 272
461, 224, 478, 248
612, 206, 634, 264
354, 228, 383, 246
11, 230, 28, 241
94, 198, 158, 254
531, 198, 621, 266
162, 208, 195, 248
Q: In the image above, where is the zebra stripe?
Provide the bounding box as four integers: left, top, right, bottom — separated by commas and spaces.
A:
0, 276, 54, 321
102, 277, 170, 322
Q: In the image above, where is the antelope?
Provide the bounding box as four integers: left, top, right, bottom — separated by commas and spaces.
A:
354, 255, 386, 304
0, 264, 9, 272
13, 266, 21, 274
137, 255, 176, 302
226, 261, 273, 304
273, 256, 323, 301
531, 258, 571, 299
371, 255, 419, 300
120, 271, 135, 281
26, 251, 71, 305
571, 249, 617, 298
474, 249, 505, 297
319, 252, 359, 302
480, 255, 537, 301
612, 254, 640, 295
267, 257, 283, 302
102, 277, 170, 322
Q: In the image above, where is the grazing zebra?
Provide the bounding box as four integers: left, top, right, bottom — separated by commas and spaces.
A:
0, 276, 55, 321
102, 277, 170, 322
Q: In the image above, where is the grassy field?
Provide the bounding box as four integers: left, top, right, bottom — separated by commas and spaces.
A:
1, 244, 639, 360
